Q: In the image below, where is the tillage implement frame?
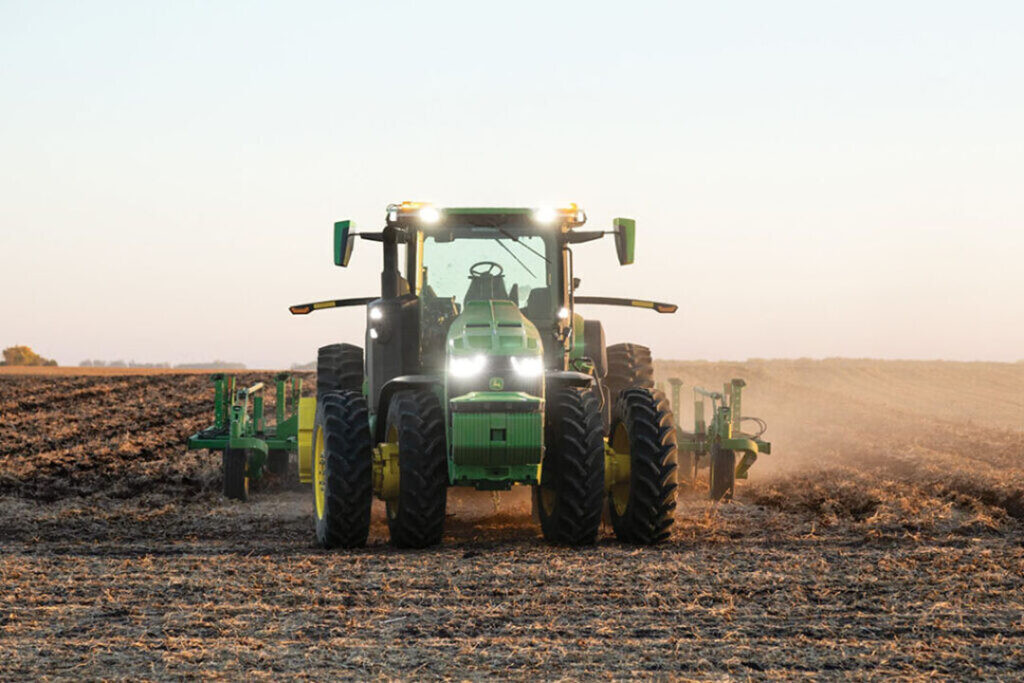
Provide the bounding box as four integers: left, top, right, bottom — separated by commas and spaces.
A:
664, 377, 772, 501
186, 372, 307, 500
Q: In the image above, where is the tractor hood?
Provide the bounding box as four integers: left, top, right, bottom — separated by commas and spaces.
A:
447, 300, 542, 356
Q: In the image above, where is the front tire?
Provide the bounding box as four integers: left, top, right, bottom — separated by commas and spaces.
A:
383, 390, 449, 548
535, 388, 605, 545
608, 389, 677, 544
312, 391, 373, 548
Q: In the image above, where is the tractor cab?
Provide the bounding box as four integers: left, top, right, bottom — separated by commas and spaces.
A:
388, 205, 575, 372
323, 203, 649, 408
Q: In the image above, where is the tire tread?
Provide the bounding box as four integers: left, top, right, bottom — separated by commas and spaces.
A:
386, 390, 448, 548
314, 390, 373, 548
609, 388, 677, 544
537, 388, 605, 545
317, 344, 364, 397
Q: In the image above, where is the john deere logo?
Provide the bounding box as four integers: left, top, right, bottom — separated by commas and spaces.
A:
489, 377, 504, 391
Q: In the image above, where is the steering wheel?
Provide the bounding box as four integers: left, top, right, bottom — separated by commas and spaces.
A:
469, 261, 504, 278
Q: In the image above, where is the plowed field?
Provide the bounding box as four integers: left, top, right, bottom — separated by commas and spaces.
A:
1, 361, 1022, 679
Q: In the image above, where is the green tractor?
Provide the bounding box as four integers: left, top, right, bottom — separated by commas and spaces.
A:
290, 203, 680, 547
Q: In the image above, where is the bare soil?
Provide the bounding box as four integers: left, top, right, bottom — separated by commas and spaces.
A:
1, 361, 1022, 679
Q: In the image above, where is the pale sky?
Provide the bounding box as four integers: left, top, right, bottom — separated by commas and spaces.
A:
1, 1, 1022, 367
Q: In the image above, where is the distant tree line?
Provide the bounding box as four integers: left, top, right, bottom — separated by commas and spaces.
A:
174, 361, 248, 370
80, 360, 170, 368
79, 359, 247, 369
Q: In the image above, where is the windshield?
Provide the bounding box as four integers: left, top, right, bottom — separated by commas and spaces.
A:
422, 232, 557, 316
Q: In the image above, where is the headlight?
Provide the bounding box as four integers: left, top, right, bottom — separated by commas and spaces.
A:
511, 355, 543, 378
449, 354, 487, 378
369, 307, 384, 321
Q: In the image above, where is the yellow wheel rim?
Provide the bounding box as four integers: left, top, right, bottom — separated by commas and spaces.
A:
384, 425, 400, 519
313, 426, 326, 519
611, 423, 631, 516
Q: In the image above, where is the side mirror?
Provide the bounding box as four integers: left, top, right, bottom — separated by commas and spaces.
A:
613, 217, 635, 266
333, 220, 355, 267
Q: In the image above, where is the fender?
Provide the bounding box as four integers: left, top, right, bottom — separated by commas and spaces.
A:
545, 370, 594, 393
374, 375, 443, 442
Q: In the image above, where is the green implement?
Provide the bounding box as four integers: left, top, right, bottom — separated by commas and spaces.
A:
671, 377, 772, 501
187, 372, 303, 500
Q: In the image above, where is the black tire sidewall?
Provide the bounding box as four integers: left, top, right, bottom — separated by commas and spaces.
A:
608, 388, 678, 544
710, 447, 736, 501
312, 390, 373, 548
537, 387, 605, 545
383, 389, 448, 548
316, 344, 364, 397
222, 448, 248, 501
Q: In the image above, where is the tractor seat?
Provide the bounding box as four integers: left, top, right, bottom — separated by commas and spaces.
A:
463, 273, 509, 304
523, 287, 552, 323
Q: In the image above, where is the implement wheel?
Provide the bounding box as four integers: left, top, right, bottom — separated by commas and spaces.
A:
536, 388, 605, 546
710, 446, 736, 502
222, 449, 249, 501
312, 390, 373, 548
608, 388, 678, 544
317, 344, 364, 397
267, 449, 289, 478
384, 390, 448, 548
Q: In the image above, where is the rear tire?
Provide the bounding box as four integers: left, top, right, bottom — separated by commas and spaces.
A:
608, 389, 677, 544
710, 446, 736, 501
316, 344, 364, 397
583, 320, 608, 378
222, 449, 249, 501
536, 388, 605, 545
606, 343, 655, 404
312, 391, 373, 548
384, 390, 448, 548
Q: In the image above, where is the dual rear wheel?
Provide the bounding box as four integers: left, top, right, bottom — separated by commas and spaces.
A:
602, 343, 679, 544
534, 342, 679, 547
311, 388, 447, 549
534, 384, 679, 546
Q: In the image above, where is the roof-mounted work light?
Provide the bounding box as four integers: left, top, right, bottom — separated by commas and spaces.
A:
532, 203, 586, 227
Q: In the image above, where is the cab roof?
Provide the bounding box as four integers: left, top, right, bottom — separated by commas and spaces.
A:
386, 202, 587, 229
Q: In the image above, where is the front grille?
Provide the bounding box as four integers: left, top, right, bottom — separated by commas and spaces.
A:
451, 411, 544, 466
